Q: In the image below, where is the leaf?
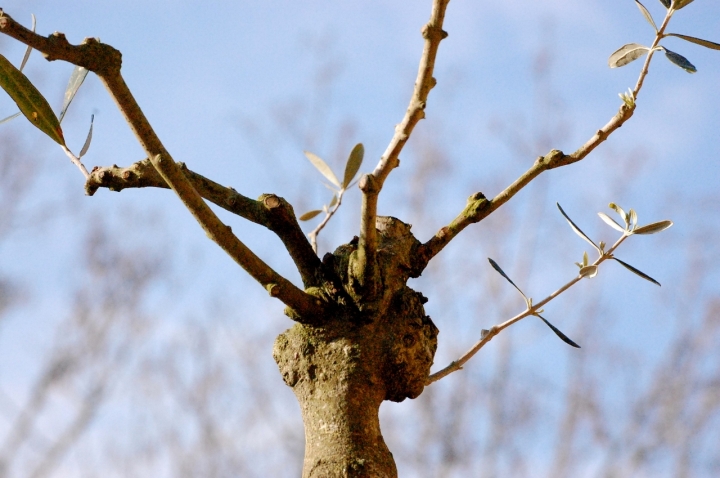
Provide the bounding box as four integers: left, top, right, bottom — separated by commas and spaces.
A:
665, 33, 720, 51
19, 14, 36, 72
635, 0, 657, 31
342, 143, 364, 189
609, 203, 629, 227
0, 53, 65, 145
613, 257, 661, 286
304, 151, 341, 188
583, 251, 589, 267
0, 112, 21, 125
58, 65, 89, 123
579, 265, 598, 278
598, 212, 626, 232
328, 194, 338, 208
663, 48, 697, 73
488, 258, 527, 300
673, 0, 694, 10
658, 0, 671, 8
299, 210, 323, 221
557, 203, 600, 252
629, 209, 638, 230
633, 220, 673, 235
78, 114, 94, 158
537, 315, 581, 348
609, 43, 650, 68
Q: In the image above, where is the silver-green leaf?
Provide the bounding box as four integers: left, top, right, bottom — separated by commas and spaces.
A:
633, 220, 673, 235
673, 0, 695, 10
598, 212, 626, 233
665, 33, 720, 51
609, 43, 650, 68
635, 0, 657, 31
58, 65, 89, 123
537, 315, 581, 348
579, 265, 598, 279
328, 194, 338, 208
613, 257, 661, 286
78, 114, 94, 159
299, 210, 323, 221
663, 48, 697, 73
658, 0, 671, 8
19, 14, 36, 72
304, 151, 341, 188
342, 143, 364, 189
557, 203, 600, 252
488, 258, 528, 300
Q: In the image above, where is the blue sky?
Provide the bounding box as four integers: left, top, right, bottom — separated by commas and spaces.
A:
1, 1, 719, 476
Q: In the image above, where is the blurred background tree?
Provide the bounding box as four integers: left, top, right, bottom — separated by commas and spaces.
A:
0, 1, 718, 476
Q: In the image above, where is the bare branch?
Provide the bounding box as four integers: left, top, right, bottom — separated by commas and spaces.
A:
0, 12, 324, 321
85, 160, 324, 288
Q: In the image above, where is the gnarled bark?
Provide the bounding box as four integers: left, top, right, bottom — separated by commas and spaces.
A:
274, 217, 438, 477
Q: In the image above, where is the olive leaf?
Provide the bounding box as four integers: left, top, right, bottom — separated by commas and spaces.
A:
557, 203, 600, 252
342, 143, 364, 189
609, 203, 629, 228
579, 265, 599, 278
537, 314, 581, 348
609, 43, 650, 68
635, 0, 657, 32
633, 220, 673, 235
328, 194, 338, 208
299, 210, 323, 221
665, 33, 720, 51
488, 258, 528, 300
0, 112, 21, 125
78, 114, 94, 159
672, 0, 695, 10
663, 47, 697, 73
19, 14, 36, 72
58, 65, 89, 123
658, 0, 671, 8
613, 257, 661, 286
304, 151, 341, 188
0, 53, 65, 145
598, 212, 626, 233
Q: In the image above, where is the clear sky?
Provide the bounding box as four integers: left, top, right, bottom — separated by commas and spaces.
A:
0, 1, 719, 476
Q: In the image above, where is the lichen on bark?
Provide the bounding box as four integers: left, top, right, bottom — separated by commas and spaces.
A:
273, 216, 438, 477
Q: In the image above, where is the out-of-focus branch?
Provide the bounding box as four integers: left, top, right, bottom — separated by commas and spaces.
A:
0, 11, 324, 321
85, 160, 323, 288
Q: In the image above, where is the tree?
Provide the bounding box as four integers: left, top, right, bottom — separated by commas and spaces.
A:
1, 1, 718, 476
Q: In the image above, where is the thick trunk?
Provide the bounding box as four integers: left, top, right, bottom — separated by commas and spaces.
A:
273, 217, 439, 477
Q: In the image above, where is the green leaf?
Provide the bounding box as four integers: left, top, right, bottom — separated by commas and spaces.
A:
304, 151, 341, 188
663, 48, 697, 73
557, 203, 600, 252
488, 258, 528, 300
598, 212, 626, 232
0, 53, 65, 145
665, 33, 720, 51
672, 0, 694, 10
658, 0, 671, 8
537, 315, 581, 348
609, 43, 650, 68
78, 114, 94, 158
299, 210, 323, 221
635, 0, 657, 31
633, 220, 673, 235
58, 66, 89, 124
609, 203, 629, 228
19, 14, 36, 72
0, 112, 21, 125
613, 257, 661, 286
342, 143, 364, 189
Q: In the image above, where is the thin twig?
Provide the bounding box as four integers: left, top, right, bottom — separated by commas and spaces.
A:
61, 146, 90, 179
426, 234, 630, 385
308, 189, 345, 254
415, 8, 676, 273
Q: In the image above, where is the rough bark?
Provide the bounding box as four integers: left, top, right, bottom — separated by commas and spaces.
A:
273, 217, 438, 477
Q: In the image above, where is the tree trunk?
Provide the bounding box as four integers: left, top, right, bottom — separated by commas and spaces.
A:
274, 217, 438, 477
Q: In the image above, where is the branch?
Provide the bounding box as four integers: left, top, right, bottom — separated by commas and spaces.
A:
0, 11, 324, 322
426, 233, 629, 385
85, 160, 323, 288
